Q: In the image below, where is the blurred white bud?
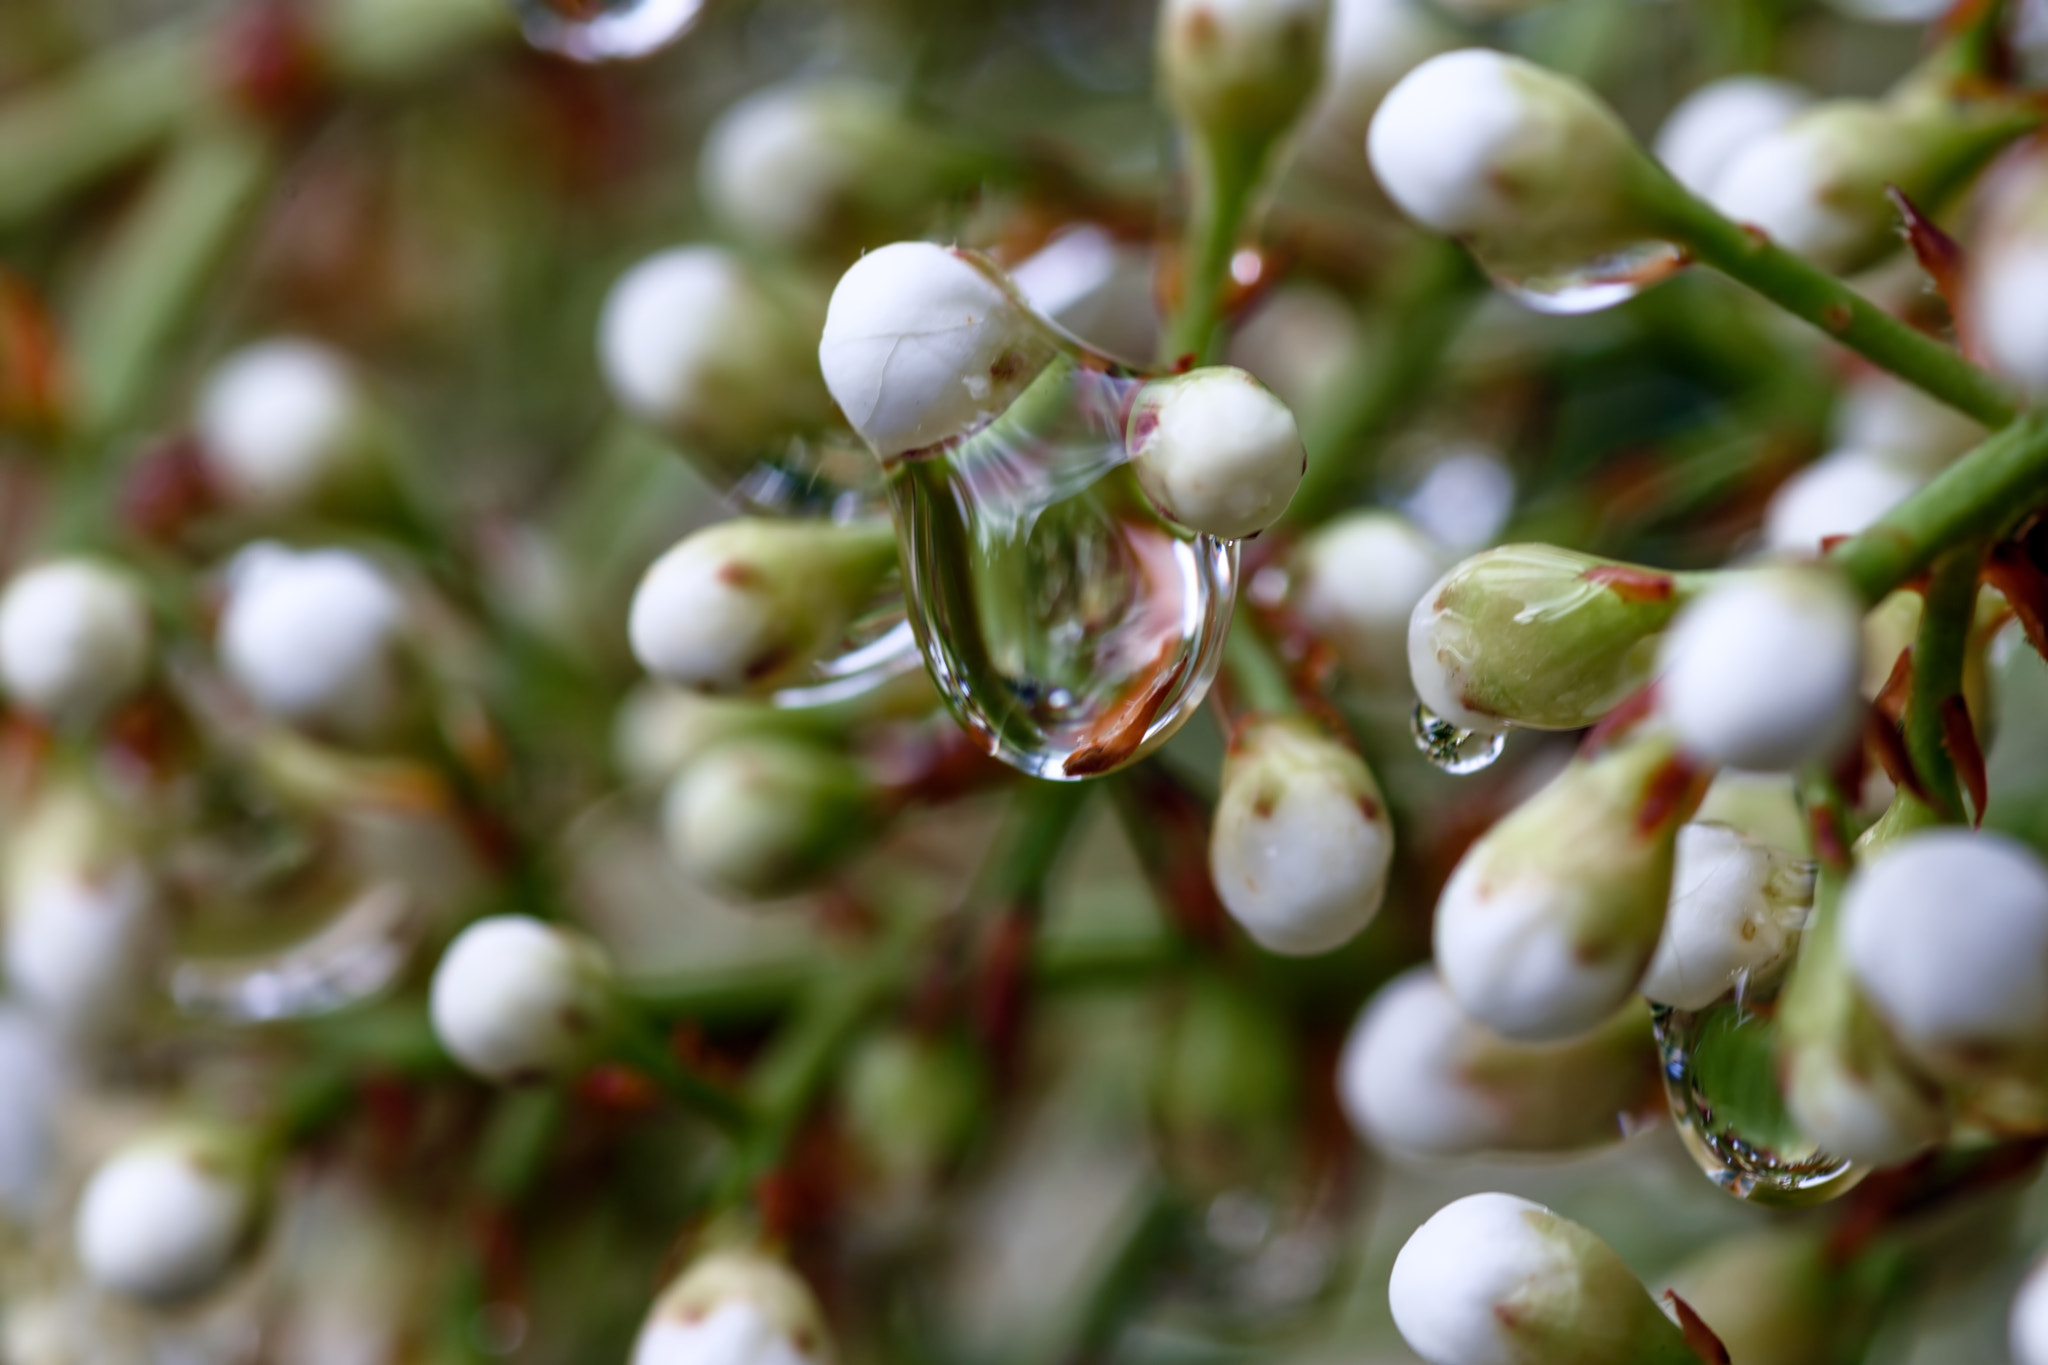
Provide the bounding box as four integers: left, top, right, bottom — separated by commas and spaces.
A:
218, 545, 405, 735
196, 338, 369, 510
75, 1124, 266, 1307
1292, 511, 1449, 686
1969, 148, 2048, 394
1821, 0, 1947, 18
628, 518, 897, 695
1434, 0, 1558, 13
1008, 225, 1159, 365
0, 560, 151, 726
1657, 566, 1865, 771
1653, 76, 1812, 199
661, 736, 877, 900
1832, 370, 1985, 476
1297, 0, 1453, 181
429, 915, 615, 1085
0, 1008, 62, 1222
1338, 967, 1654, 1156
1781, 1028, 1946, 1167
1390, 1192, 1697, 1365
1400, 443, 1516, 552
1763, 450, 1923, 555
1126, 367, 1305, 538
1209, 715, 1392, 955
1640, 822, 1813, 1010
2015, 1253, 2048, 1365
1841, 829, 2048, 1082
1435, 727, 1698, 1041
1226, 283, 1365, 414
819, 243, 1058, 460
1158, 0, 1330, 149
599, 247, 828, 468
632, 1249, 832, 1365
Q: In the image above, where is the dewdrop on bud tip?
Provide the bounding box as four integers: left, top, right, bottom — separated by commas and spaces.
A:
599, 248, 828, 471
1293, 512, 1448, 687
1125, 367, 1305, 539
661, 736, 877, 901
1389, 1193, 1700, 1365
819, 243, 1059, 460
1209, 716, 1392, 956
196, 338, 369, 510
74, 1124, 266, 1307
1653, 76, 1812, 199
1640, 822, 1814, 1011
1763, 451, 1923, 555
632, 1249, 832, 1365
1435, 726, 1702, 1042
1841, 830, 2048, 1083
0, 560, 151, 726
1157, 0, 1331, 148
1408, 544, 1697, 734
429, 916, 616, 1085
628, 518, 898, 695
1657, 566, 1864, 772
1338, 968, 1655, 1157
218, 545, 405, 734
2015, 1255, 2048, 1365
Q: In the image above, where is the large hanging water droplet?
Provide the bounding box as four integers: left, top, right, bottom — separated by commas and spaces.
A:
510, 0, 703, 61
1410, 703, 1505, 775
1485, 241, 1687, 316
1652, 999, 1864, 1206
888, 356, 1235, 779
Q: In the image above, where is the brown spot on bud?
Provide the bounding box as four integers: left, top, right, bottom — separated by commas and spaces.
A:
1357, 793, 1381, 822
715, 560, 761, 588
1185, 6, 1220, 46
1581, 563, 1673, 604
1251, 793, 1276, 820
1636, 754, 1708, 836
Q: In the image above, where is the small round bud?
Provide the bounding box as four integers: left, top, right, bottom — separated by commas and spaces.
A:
74, 1124, 266, 1307
2014, 1254, 2048, 1365
1008, 225, 1159, 365
1125, 367, 1305, 538
1657, 566, 1865, 771
660, 736, 877, 900
632, 1249, 832, 1365
429, 915, 616, 1085
628, 518, 898, 695
598, 247, 829, 470
1292, 512, 1449, 686
1390, 1193, 1697, 1365
1338, 968, 1656, 1157
839, 1028, 985, 1206
1409, 544, 1697, 734
1969, 148, 2048, 394
1841, 829, 2048, 1082
1209, 716, 1392, 956
1763, 450, 1923, 555
1157, 0, 1331, 148
1639, 822, 1813, 1011
1833, 370, 1985, 475
1435, 727, 1699, 1041
1652, 76, 1812, 199
0, 560, 152, 726
218, 545, 405, 734
195, 338, 368, 510
819, 243, 1059, 460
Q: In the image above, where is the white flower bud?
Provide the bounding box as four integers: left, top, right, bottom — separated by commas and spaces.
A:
1780, 1031, 1945, 1167
0, 1009, 62, 1222
818, 243, 1059, 460
1653, 76, 1812, 199
1292, 512, 1450, 687
1841, 829, 2048, 1082
2014, 1254, 2048, 1365
74, 1124, 266, 1307
598, 248, 829, 468
1007, 225, 1159, 365
218, 545, 405, 734
1390, 1193, 1698, 1365
632, 1249, 832, 1365
1296, 0, 1454, 183
0, 560, 151, 726
1209, 716, 1392, 955
196, 338, 369, 510
661, 736, 877, 900
1157, 0, 1331, 148
1125, 367, 1305, 538
1832, 371, 1985, 476
1639, 822, 1813, 1011
628, 518, 898, 695
1968, 148, 2048, 394
1369, 50, 1664, 287
1338, 967, 1654, 1156
429, 915, 615, 1085
1763, 450, 1923, 556
1657, 566, 1865, 772
1436, 727, 1699, 1041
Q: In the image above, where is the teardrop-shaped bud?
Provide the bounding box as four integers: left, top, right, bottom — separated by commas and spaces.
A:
75, 1122, 268, 1307
1157, 0, 1331, 149
1640, 822, 1814, 1011
660, 736, 879, 900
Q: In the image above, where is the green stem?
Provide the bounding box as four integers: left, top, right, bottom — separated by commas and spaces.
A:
975, 779, 1091, 913
1829, 414, 2048, 604
1222, 610, 1298, 717
1162, 135, 1263, 366
1901, 549, 1978, 821
609, 1009, 755, 1138
1653, 188, 2020, 429
1057, 1181, 1183, 1365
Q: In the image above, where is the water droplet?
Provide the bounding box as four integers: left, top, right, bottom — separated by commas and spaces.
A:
1410, 703, 1506, 775
888, 355, 1235, 779
510, 0, 704, 61
1652, 1000, 1865, 1206
1486, 241, 1688, 316
171, 881, 419, 1022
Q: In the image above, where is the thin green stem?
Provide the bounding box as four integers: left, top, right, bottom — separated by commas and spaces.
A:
1056, 1181, 1183, 1365
1901, 549, 1979, 821
1222, 610, 1298, 717
1829, 414, 2048, 604
1162, 136, 1263, 366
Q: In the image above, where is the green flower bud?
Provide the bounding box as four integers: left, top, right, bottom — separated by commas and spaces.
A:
839, 1028, 986, 1218
1158, 0, 1332, 151
660, 736, 879, 900
1408, 544, 1703, 734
